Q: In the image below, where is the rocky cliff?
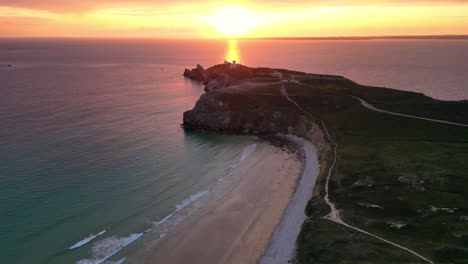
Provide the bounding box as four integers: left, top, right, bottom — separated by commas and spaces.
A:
183, 64, 353, 136
183, 91, 313, 135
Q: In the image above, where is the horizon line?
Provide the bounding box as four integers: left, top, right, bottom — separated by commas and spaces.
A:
1, 34, 468, 41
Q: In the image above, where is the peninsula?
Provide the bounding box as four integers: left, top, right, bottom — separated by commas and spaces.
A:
182, 62, 468, 264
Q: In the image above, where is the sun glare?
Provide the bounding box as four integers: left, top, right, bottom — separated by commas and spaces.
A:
226, 39, 241, 63
210, 7, 257, 37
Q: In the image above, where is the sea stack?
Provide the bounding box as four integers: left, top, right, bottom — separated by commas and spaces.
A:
183, 64, 206, 82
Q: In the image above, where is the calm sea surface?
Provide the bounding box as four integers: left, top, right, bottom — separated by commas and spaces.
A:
0, 38, 467, 264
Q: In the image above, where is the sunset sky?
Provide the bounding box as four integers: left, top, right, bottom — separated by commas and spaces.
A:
1, 0, 468, 38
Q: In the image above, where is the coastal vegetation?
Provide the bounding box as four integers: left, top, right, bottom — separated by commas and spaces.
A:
290, 80, 468, 264
183, 64, 468, 264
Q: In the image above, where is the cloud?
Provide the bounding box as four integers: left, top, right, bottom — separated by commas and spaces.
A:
1, 0, 467, 37
0, 15, 51, 24
1, 0, 468, 13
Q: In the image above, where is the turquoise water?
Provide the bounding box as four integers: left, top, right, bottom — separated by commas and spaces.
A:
1, 38, 467, 264
0, 39, 257, 264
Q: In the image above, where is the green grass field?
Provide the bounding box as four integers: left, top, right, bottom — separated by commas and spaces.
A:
285, 80, 468, 264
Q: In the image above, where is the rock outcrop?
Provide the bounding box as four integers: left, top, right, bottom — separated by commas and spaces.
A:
183, 63, 299, 92
183, 64, 206, 82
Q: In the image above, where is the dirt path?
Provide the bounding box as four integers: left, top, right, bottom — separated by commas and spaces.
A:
291, 80, 468, 128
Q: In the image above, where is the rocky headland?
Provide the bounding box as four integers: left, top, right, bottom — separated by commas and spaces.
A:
182, 63, 468, 264
183, 63, 351, 134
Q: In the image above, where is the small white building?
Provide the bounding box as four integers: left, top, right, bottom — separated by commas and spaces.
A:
229, 60, 240, 69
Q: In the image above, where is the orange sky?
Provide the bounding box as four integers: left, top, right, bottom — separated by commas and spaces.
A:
1, 0, 468, 38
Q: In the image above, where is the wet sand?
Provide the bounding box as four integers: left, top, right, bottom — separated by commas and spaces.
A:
143, 142, 302, 264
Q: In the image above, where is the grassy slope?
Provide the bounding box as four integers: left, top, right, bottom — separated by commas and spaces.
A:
284, 81, 468, 264
305, 79, 468, 124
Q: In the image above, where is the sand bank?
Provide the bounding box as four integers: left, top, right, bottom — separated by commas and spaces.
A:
258, 135, 320, 264
138, 141, 303, 264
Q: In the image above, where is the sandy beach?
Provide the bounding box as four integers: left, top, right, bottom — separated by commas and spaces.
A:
258, 136, 319, 264
136, 141, 303, 264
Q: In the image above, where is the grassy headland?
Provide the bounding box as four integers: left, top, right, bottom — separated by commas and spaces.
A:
287, 80, 468, 264
183, 64, 468, 264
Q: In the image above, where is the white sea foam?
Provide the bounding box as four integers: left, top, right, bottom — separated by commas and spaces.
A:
148, 190, 208, 232
76, 191, 209, 263
106, 257, 127, 264
69, 228, 109, 250
76, 233, 143, 264
240, 144, 257, 161
176, 191, 208, 211
231, 144, 257, 168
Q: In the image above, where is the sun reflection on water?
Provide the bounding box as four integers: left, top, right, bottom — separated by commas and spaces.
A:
225, 39, 241, 63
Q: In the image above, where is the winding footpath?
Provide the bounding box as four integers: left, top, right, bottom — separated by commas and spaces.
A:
280, 82, 437, 264
291, 80, 468, 128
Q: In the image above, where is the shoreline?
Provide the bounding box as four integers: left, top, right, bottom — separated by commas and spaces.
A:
258, 135, 320, 264
129, 140, 309, 264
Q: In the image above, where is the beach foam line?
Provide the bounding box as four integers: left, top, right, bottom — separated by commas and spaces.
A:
240, 144, 257, 161
232, 144, 257, 168
69, 227, 110, 250
148, 190, 208, 232
107, 257, 126, 264
76, 233, 142, 264
76, 190, 209, 263
107, 257, 127, 264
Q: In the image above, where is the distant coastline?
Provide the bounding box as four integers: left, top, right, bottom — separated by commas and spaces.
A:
237, 35, 468, 41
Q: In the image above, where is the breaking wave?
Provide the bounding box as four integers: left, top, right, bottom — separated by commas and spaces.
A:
75, 190, 208, 263
231, 144, 257, 169
76, 233, 143, 264
240, 144, 257, 161
149, 190, 208, 231
69, 227, 110, 250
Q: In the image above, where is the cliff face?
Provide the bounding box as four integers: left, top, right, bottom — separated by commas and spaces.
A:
183, 90, 311, 135
183, 64, 306, 134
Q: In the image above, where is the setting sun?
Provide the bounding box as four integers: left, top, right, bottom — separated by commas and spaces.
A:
209, 7, 258, 37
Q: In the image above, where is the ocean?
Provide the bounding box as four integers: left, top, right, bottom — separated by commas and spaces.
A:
1, 38, 467, 264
